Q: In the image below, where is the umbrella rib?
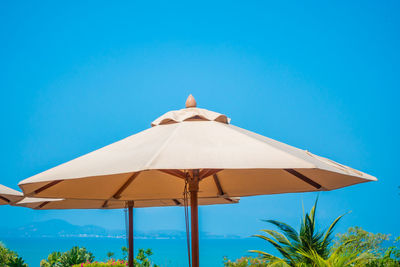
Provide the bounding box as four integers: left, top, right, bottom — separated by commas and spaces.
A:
173, 199, 182, 206
34, 180, 64, 194
213, 174, 225, 196
0, 196, 10, 203
212, 173, 237, 203
102, 200, 109, 208
36, 201, 50, 209
113, 172, 140, 199
159, 170, 186, 179
199, 169, 222, 180
224, 198, 236, 203
284, 169, 322, 189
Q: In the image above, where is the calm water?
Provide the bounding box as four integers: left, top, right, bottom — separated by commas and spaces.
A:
1, 237, 270, 267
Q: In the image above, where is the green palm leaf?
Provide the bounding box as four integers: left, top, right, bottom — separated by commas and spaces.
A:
251, 234, 293, 261
263, 220, 300, 243
322, 213, 347, 248
260, 230, 292, 246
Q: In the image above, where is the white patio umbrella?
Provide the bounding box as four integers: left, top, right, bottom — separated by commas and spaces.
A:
0, 184, 23, 205
19, 95, 376, 267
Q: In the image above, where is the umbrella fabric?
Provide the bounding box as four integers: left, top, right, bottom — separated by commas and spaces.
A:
0, 184, 23, 205
15, 196, 239, 210
19, 106, 376, 200
17, 96, 377, 267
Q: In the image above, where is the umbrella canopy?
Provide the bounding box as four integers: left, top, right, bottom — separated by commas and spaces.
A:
15, 196, 239, 210
18, 95, 376, 267
19, 96, 376, 200
0, 184, 23, 205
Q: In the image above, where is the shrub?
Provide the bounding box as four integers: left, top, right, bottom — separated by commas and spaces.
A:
0, 241, 27, 267
223, 256, 266, 266
40, 246, 94, 267
73, 259, 127, 267
40, 251, 62, 267
8, 256, 29, 267
71, 248, 158, 267
59, 247, 94, 266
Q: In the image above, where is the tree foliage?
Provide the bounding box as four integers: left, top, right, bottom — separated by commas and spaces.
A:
333, 226, 389, 256
333, 227, 400, 266
0, 241, 28, 267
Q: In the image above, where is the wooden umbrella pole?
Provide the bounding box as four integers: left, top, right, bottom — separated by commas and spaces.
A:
128, 201, 134, 267
189, 170, 200, 267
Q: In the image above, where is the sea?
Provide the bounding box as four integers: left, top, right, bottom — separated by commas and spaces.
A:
1, 237, 271, 267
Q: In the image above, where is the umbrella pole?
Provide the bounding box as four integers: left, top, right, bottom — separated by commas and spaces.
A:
189, 170, 200, 267
128, 201, 134, 267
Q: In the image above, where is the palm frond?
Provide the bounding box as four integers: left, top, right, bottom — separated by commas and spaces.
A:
255, 197, 348, 266
322, 213, 347, 247
249, 250, 291, 267
309, 196, 319, 226
248, 250, 280, 260
263, 220, 300, 243
252, 234, 293, 261
260, 230, 292, 246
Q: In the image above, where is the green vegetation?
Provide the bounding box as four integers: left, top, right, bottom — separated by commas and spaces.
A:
133, 248, 158, 267
73, 259, 127, 267
0, 241, 27, 267
106, 251, 114, 259
41, 246, 158, 267
333, 227, 400, 266
40, 246, 94, 267
249, 198, 345, 265
121, 246, 128, 261
40, 251, 62, 267
224, 256, 267, 266
224, 198, 400, 266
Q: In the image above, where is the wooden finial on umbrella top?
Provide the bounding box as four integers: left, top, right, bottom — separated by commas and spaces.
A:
185, 94, 197, 108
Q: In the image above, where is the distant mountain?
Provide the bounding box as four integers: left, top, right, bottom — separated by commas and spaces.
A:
0, 219, 243, 239
0, 219, 120, 238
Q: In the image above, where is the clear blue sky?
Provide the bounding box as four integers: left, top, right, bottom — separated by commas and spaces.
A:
0, 1, 399, 238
